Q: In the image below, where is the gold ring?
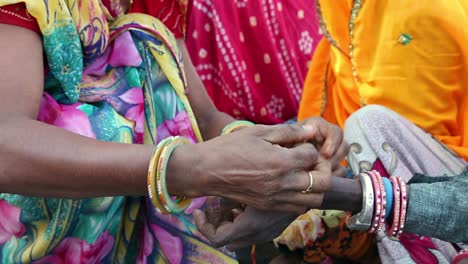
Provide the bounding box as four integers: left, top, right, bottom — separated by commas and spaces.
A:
301, 171, 314, 194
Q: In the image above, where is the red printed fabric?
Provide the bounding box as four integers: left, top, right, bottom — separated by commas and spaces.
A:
186, 0, 322, 124
0, 0, 187, 38
130, 0, 188, 38
0, 3, 39, 33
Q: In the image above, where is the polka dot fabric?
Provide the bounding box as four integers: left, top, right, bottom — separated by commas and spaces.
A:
186, 0, 321, 124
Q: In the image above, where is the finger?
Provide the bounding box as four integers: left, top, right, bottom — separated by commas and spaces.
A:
329, 140, 350, 166
333, 165, 347, 178
282, 161, 332, 192
261, 124, 316, 146
321, 125, 343, 158
194, 210, 217, 241
288, 143, 319, 170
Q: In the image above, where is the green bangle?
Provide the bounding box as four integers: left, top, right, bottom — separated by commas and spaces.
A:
221, 120, 255, 135
157, 136, 192, 214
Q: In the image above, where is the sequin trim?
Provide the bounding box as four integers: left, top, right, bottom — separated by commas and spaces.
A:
314, 0, 345, 54
349, 0, 362, 83
0, 7, 34, 22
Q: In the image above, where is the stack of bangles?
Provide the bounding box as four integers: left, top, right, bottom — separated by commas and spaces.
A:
347, 170, 408, 240
147, 120, 254, 214
147, 136, 193, 214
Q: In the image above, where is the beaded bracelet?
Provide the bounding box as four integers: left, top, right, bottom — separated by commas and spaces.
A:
156, 136, 192, 214
375, 171, 387, 232
147, 138, 172, 214
387, 176, 401, 239
396, 177, 408, 238
221, 120, 255, 135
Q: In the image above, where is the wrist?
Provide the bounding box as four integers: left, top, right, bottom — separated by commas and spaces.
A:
320, 177, 363, 212
166, 143, 206, 198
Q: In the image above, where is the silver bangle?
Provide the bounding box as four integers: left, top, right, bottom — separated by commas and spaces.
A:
347, 173, 374, 231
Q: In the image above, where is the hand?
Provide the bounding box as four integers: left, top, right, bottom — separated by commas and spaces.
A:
189, 124, 326, 212
194, 204, 299, 249
298, 117, 349, 177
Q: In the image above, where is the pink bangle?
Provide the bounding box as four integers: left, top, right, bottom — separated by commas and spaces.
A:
453, 249, 468, 264
373, 171, 387, 232
387, 176, 401, 238
368, 170, 385, 233
396, 177, 408, 238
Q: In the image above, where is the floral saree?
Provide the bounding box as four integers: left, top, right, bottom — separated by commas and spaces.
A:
0, 0, 235, 263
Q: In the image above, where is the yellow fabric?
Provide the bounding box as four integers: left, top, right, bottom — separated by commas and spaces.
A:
299, 0, 468, 160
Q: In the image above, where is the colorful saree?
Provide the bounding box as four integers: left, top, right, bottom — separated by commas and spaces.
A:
0, 0, 235, 263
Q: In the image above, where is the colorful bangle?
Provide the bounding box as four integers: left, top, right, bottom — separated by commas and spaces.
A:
387, 176, 401, 239
221, 120, 255, 135
382, 177, 393, 220
368, 170, 384, 233
396, 177, 408, 238
147, 138, 172, 214
347, 173, 374, 231
156, 136, 192, 214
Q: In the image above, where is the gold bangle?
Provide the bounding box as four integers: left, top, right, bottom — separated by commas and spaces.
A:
156, 136, 192, 214
147, 138, 172, 213
221, 120, 255, 135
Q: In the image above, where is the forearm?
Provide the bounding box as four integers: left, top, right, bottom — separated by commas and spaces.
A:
404, 169, 468, 243
319, 177, 363, 212
0, 118, 199, 199
179, 39, 235, 140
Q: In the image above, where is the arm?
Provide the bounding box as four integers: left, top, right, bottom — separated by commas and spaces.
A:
178, 39, 235, 140
0, 24, 190, 198
0, 24, 322, 207
404, 168, 468, 243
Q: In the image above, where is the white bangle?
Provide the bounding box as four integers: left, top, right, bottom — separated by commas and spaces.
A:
347, 173, 374, 231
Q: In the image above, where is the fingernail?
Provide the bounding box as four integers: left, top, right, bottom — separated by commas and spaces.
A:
302, 125, 315, 133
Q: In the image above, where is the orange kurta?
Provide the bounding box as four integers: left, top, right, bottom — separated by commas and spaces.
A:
298, 0, 468, 160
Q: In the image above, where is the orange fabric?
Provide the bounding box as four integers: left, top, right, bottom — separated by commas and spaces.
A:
298, 0, 468, 160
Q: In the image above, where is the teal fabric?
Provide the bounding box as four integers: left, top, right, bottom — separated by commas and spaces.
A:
406, 167, 468, 243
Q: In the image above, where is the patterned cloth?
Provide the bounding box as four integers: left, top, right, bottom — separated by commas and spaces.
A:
276, 105, 468, 263
298, 0, 468, 160
186, 0, 322, 124
0, 0, 235, 263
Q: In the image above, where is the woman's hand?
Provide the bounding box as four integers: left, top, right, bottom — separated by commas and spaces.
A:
172, 124, 326, 212
194, 157, 340, 248
299, 117, 349, 177
195, 203, 299, 249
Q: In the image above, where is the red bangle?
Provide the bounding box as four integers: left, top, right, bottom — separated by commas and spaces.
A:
453, 249, 468, 264
396, 177, 408, 238
387, 176, 401, 238
368, 170, 385, 233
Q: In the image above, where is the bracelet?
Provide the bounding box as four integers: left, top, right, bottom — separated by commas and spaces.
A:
396, 177, 408, 238
368, 170, 386, 233
453, 249, 468, 264
147, 138, 172, 213
375, 171, 387, 232
382, 177, 393, 220
347, 173, 374, 231
221, 120, 255, 135
156, 136, 192, 214
386, 176, 401, 239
